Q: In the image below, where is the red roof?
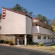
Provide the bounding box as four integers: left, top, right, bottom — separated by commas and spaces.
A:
32, 17, 40, 21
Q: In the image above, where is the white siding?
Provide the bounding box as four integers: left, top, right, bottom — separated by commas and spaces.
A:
26, 16, 32, 34
1, 10, 26, 34
32, 26, 53, 35
33, 35, 52, 43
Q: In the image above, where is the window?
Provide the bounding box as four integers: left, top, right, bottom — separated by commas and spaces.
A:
43, 36, 46, 39
0, 36, 1, 38
37, 35, 41, 39
36, 24, 37, 26
0, 26, 1, 30
48, 36, 50, 39
19, 35, 24, 37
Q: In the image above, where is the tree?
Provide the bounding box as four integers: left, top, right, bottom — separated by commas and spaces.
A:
28, 12, 33, 16
0, 14, 1, 19
12, 4, 33, 16
12, 4, 22, 11
36, 14, 50, 24
51, 18, 55, 31
36, 14, 42, 20
12, 4, 28, 14
22, 8, 28, 14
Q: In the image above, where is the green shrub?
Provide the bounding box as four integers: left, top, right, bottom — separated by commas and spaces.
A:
27, 42, 39, 45
6, 41, 9, 44
0, 40, 4, 43
27, 42, 34, 45
4, 40, 6, 43
0, 40, 1, 43
39, 43, 44, 46
4, 40, 9, 44
34, 42, 39, 45
9, 41, 14, 45
27, 42, 32, 45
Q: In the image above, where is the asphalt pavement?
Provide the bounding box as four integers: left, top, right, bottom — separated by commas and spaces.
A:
0, 45, 55, 55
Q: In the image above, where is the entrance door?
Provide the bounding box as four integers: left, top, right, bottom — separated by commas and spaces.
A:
17, 39, 19, 45
17, 35, 24, 45
19, 38, 24, 45
27, 35, 32, 45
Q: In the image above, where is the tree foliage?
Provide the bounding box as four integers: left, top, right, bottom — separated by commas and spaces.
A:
12, 4, 33, 16
0, 4, 50, 25
36, 14, 50, 24
51, 18, 55, 31
28, 12, 33, 16
12, 4, 50, 25
0, 14, 1, 19
12, 4, 23, 12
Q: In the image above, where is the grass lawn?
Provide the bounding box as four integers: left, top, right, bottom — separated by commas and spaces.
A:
39, 46, 55, 51
22, 45, 55, 51
50, 44, 55, 46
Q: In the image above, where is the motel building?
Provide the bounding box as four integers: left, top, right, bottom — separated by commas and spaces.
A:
0, 7, 55, 45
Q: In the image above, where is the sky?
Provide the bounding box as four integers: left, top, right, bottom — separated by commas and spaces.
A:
0, 0, 55, 20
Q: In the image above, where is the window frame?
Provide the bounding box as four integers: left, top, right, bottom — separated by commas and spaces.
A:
37, 35, 41, 39
43, 36, 46, 39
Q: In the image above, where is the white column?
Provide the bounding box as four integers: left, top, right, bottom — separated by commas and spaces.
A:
24, 35, 27, 45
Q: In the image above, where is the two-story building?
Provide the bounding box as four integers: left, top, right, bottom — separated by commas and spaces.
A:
32, 18, 54, 43
0, 7, 55, 45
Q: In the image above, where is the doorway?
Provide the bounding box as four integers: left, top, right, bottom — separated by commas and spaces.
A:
17, 35, 24, 45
